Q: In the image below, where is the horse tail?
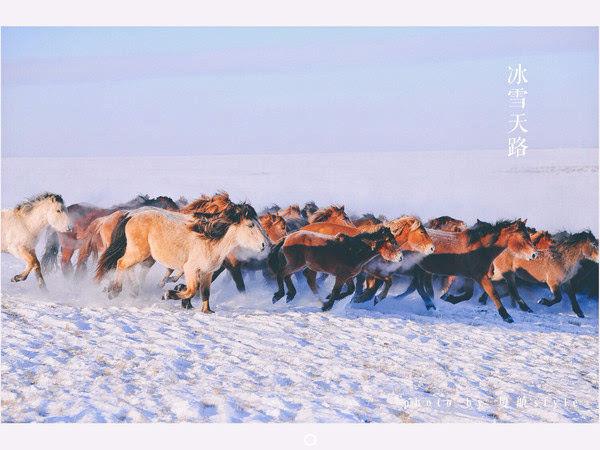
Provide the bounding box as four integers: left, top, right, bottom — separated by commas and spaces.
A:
95, 215, 131, 281
267, 238, 286, 275
41, 229, 60, 273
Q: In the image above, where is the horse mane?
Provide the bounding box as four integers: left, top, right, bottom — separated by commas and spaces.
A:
260, 204, 281, 215
301, 201, 319, 218
310, 205, 347, 223
15, 192, 64, 212
189, 202, 257, 240
181, 191, 232, 214
465, 219, 517, 244
112, 194, 150, 209
426, 215, 464, 229
553, 230, 597, 247
149, 196, 179, 211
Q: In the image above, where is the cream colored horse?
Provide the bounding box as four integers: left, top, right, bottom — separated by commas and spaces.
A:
95, 203, 269, 313
1, 193, 71, 289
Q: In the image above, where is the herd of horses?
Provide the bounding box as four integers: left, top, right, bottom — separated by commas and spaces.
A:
1, 191, 598, 323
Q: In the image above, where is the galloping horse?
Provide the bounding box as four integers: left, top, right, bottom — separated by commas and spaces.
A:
269, 227, 402, 311
409, 219, 538, 322
74, 196, 179, 277
95, 202, 269, 312
479, 230, 598, 318
41, 195, 178, 275
2, 193, 72, 289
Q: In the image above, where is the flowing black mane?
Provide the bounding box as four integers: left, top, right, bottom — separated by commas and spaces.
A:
466, 219, 519, 244
15, 192, 64, 212
553, 230, 597, 247
190, 202, 257, 240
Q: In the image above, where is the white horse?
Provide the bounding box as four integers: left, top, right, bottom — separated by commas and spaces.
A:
1, 193, 72, 289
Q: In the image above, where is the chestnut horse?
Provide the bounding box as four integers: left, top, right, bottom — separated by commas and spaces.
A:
479, 230, 598, 318
355, 215, 460, 304
269, 227, 402, 311
95, 202, 269, 312
409, 219, 538, 323
41, 195, 178, 275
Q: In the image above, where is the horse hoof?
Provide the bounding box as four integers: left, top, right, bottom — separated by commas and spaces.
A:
321, 300, 335, 312
519, 304, 533, 313
426, 304, 437, 311
502, 314, 514, 323
201, 307, 215, 314
373, 296, 380, 305
181, 299, 193, 309
10, 275, 22, 282
537, 298, 550, 306
285, 293, 296, 303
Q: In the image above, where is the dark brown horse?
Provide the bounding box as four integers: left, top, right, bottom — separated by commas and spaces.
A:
269, 227, 402, 311
41, 195, 179, 275
407, 220, 538, 323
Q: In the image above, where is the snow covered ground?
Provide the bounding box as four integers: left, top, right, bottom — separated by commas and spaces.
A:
1, 148, 598, 422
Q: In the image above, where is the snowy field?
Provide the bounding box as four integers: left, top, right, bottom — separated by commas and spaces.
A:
1, 148, 598, 422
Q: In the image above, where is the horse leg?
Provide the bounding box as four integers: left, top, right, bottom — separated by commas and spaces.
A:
60, 245, 75, 277
227, 262, 246, 293
165, 264, 200, 309
336, 278, 356, 300
393, 276, 418, 300
12, 247, 46, 290
303, 268, 321, 299
415, 272, 436, 310
211, 264, 226, 282
354, 273, 366, 296
321, 277, 345, 312
374, 277, 393, 304
538, 280, 562, 307
354, 277, 383, 303
564, 281, 585, 318
284, 275, 297, 302
272, 272, 286, 303
444, 279, 475, 304
74, 238, 93, 279
41, 229, 59, 273
479, 276, 513, 323
108, 246, 147, 299
159, 268, 175, 287
439, 275, 456, 300
503, 272, 532, 312
199, 272, 214, 313
131, 257, 155, 296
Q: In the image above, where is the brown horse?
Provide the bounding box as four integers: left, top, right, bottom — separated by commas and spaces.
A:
269, 226, 402, 311
41, 195, 179, 275
278, 204, 307, 232
480, 230, 598, 318
410, 220, 538, 322
425, 216, 467, 232
307, 205, 353, 226
356, 215, 462, 304
353, 217, 435, 303
352, 213, 385, 228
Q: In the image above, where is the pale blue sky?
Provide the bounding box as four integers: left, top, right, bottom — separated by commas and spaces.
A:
1, 27, 598, 157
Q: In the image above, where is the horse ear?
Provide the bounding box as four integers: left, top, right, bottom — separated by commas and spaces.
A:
522, 219, 527, 225
410, 220, 421, 231
476, 219, 482, 224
